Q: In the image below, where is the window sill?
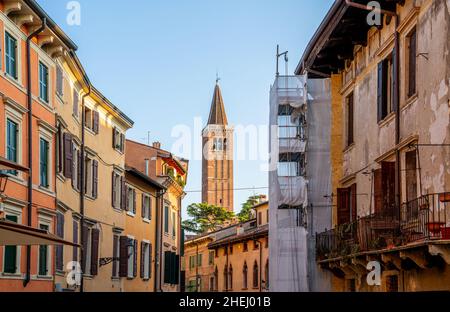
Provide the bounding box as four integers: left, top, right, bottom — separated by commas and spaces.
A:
85, 127, 97, 136
127, 211, 136, 217
111, 277, 120, 281
56, 92, 65, 104
55, 271, 65, 277
143, 218, 151, 224
6, 174, 26, 186
35, 275, 53, 281
83, 274, 93, 280
112, 207, 124, 214
34, 185, 55, 197
343, 143, 355, 154
402, 93, 418, 111
3, 72, 24, 92
0, 273, 22, 279
377, 112, 395, 128
57, 173, 66, 182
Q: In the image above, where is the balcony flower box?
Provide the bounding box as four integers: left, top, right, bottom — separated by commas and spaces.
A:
442, 227, 450, 240
439, 193, 450, 203
426, 222, 445, 235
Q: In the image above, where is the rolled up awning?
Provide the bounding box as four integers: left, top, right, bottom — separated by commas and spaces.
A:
0, 220, 79, 247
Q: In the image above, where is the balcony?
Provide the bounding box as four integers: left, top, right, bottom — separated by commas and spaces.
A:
316, 192, 450, 261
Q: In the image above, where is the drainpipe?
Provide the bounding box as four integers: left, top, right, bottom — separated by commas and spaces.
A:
79, 84, 91, 293
24, 18, 47, 288
344, 1, 401, 218
154, 188, 165, 292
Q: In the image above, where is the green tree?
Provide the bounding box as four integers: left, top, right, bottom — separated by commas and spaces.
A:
182, 203, 235, 234
237, 195, 262, 222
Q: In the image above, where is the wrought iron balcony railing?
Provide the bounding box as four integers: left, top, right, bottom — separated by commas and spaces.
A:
316, 192, 450, 260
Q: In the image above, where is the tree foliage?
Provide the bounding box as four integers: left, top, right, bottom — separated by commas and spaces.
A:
182, 203, 235, 234
237, 195, 262, 222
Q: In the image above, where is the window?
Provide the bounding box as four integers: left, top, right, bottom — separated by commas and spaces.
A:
278, 153, 305, 177
164, 205, 169, 234
38, 223, 50, 276
127, 238, 136, 278
55, 212, 64, 272
228, 264, 233, 290
208, 251, 214, 265
223, 265, 228, 290
72, 145, 80, 191
347, 279, 356, 292
126, 187, 136, 215
142, 194, 151, 220
73, 89, 79, 118
346, 92, 354, 146
386, 275, 399, 292
253, 240, 259, 250
39, 62, 49, 103
258, 211, 262, 226
197, 253, 202, 267
112, 172, 123, 209
6, 119, 18, 175
407, 27, 417, 97
243, 241, 248, 252
405, 151, 418, 218
377, 52, 395, 122
189, 255, 196, 270
82, 226, 99, 276
84, 108, 99, 134
172, 211, 176, 237
5, 32, 17, 79
212, 138, 224, 151
39, 138, 50, 188
253, 261, 259, 288
112, 234, 120, 278
3, 214, 19, 274
84, 227, 92, 275
373, 161, 396, 214
243, 262, 248, 289
337, 184, 357, 225
163, 251, 179, 285
84, 158, 98, 199
113, 127, 125, 153
141, 242, 151, 280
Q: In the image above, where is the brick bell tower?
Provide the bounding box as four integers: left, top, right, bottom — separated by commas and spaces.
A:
202, 80, 234, 212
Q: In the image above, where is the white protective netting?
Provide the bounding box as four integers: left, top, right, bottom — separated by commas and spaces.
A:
268, 75, 332, 292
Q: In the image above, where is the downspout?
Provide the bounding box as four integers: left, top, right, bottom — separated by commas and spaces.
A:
343, 1, 401, 217
154, 188, 165, 292
24, 18, 47, 288
158, 191, 166, 292
79, 84, 91, 293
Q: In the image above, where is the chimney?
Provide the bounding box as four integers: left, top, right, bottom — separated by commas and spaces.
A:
144, 159, 149, 176
152, 142, 161, 149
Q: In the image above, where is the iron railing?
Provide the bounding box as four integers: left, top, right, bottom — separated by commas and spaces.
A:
316, 192, 450, 260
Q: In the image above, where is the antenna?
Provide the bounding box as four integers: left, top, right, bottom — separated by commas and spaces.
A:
276, 44, 289, 76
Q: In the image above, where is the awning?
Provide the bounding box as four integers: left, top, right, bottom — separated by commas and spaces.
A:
0, 157, 29, 172
0, 220, 80, 247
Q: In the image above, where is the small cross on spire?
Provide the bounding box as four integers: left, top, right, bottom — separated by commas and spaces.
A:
216, 71, 221, 84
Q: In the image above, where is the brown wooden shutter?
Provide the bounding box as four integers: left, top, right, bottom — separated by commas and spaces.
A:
377, 61, 387, 122
112, 128, 116, 149
81, 226, 88, 273
347, 93, 354, 146
381, 162, 396, 214
133, 239, 138, 278
63, 133, 73, 178
93, 160, 98, 199
337, 188, 350, 225
56, 66, 63, 95
350, 184, 357, 221
73, 220, 78, 262
120, 133, 125, 153
77, 150, 82, 191
148, 243, 152, 279
93, 111, 99, 134
408, 28, 417, 97
174, 254, 180, 285
141, 194, 145, 219
119, 236, 128, 277
73, 89, 79, 117
121, 177, 127, 211
112, 172, 116, 208
140, 241, 145, 279
56, 213, 64, 271
112, 235, 118, 277
133, 190, 136, 214
91, 229, 100, 276
374, 169, 383, 214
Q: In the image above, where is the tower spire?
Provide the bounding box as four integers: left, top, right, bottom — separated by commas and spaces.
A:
207, 80, 228, 125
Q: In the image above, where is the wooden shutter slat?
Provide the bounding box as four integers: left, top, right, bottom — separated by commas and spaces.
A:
121, 177, 127, 211
119, 236, 128, 277
73, 220, 78, 262
133, 190, 136, 215
374, 169, 383, 213
93, 111, 99, 134
112, 235, 118, 277
133, 239, 138, 278
148, 243, 152, 279
93, 160, 98, 199
350, 184, 357, 222
408, 29, 417, 97
337, 188, 350, 225
91, 229, 100, 276
112, 172, 116, 209
140, 241, 145, 279
81, 225, 88, 274
174, 254, 180, 285
63, 133, 73, 178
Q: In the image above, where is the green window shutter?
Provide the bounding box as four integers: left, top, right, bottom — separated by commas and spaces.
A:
164, 206, 169, 233
39, 62, 49, 103
39, 224, 49, 276
6, 119, 18, 176
164, 251, 171, 284
40, 138, 49, 187
5, 32, 17, 79
4, 215, 18, 274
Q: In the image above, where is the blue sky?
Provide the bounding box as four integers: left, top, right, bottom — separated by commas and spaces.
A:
37, 0, 333, 218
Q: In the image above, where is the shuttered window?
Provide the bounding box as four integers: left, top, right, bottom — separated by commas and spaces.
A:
73, 89, 79, 118
163, 251, 179, 285
55, 212, 65, 272
38, 224, 50, 276
140, 242, 151, 280
5, 32, 17, 79
337, 184, 357, 225
56, 66, 63, 96
39, 138, 50, 188
63, 133, 73, 178
142, 194, 151, 220
164, 205, 169, 234
92, 160, 98, 199
4, 215, 18, 274
90, 229, 100, 276
6, 119, 18, 176
346, 93, 354, 146
407, 27, 417, 97
39, 62, 49, 103
119, 236, 128, 277
377, 52, 394, 122
73, 220, 79, 262
112, 234, 120, 278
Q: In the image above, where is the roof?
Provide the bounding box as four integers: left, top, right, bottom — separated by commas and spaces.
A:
207, 83, 228, 125
125, 167, 166, 190
24, 0, 78, 50
295, 0, 400, 77
208, 224, 268, 248
253, 201, 269, 210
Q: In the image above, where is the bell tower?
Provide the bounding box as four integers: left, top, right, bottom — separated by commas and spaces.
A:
201, 81, 234, 212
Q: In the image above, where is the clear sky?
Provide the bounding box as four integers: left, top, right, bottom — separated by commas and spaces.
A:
37, 0, 334, 218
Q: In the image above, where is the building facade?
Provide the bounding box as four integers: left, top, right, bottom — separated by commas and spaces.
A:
202, 81, 234, 212
297, 0, 450, 291
126, 140, 188, 292
0, 0, 78, 292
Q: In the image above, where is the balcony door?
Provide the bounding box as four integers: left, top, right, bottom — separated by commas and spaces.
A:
374, 161, 396, 215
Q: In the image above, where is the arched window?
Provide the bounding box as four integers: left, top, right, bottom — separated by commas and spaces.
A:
253, 261, 259, 288
223, 138, 227, 151
243, 262, 248, 289
228, 264, 233, 290
265, 260, 269, 290
223, 265, 228, 290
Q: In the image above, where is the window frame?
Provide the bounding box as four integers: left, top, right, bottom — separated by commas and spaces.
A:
4, 30, 18, 81
2, 205, 22, 275
406, 27, 417, 99
38, 61, 49, 104
39, 137, 50, 189
37, 216, 52, 277
142, 193, 152, 221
